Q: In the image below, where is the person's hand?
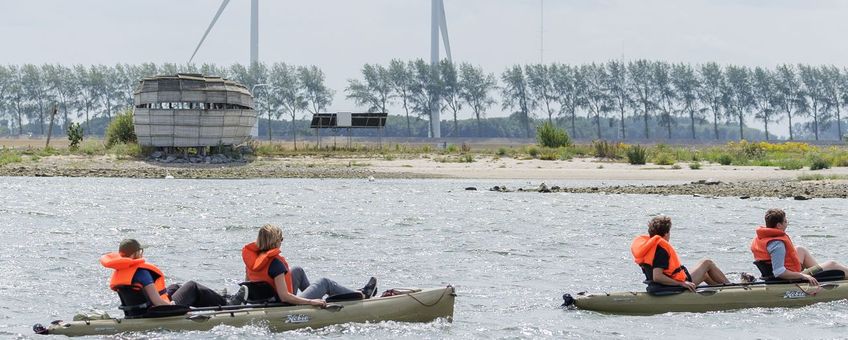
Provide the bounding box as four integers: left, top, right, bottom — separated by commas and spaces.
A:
310, 299, 327, 308
802, 274, 819, 286
680, 281, 697, 292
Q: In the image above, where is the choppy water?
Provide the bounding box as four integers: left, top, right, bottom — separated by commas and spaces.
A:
1, 177, 847, 339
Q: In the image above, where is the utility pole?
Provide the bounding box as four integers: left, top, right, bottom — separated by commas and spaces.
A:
540, 0, 544, 64
45, 106, 57, 148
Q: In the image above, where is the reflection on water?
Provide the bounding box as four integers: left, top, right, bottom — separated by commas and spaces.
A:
0, 177, 846, 339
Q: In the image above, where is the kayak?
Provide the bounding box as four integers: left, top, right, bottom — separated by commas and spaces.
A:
35, 286, 455, 336
563, 280, 848, 315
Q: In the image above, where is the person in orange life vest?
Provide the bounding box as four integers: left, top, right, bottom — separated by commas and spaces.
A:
241, 224, 378, 307
631, 216, 731, 291
101, 239, 229, 307
751, 208, 848, 286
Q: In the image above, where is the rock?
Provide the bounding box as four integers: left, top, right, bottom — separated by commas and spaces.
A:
465, 187, 477, 191
538, 182, 551, 193
705, 179, 721, 185
740, 196, 750, 199
693, 179, 707, 184
204, 156, 212, 164
551, 185, 561, 191
150, 151, 164, 159
164, 155, 177, 163
794, 195, 810, 201
490, 186, 500, 192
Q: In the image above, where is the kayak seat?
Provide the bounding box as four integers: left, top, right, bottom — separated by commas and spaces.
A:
638, 264, 687, 296
326, 292, 364, 302
753, 261, 846, 283
238, 281, 280, 304
115, 286, 190, 319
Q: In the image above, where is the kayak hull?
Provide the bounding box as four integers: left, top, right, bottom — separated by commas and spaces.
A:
569, 280, 848, 315
42, 286, 455, 336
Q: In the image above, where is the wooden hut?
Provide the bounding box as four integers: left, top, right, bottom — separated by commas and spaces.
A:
133, 74, 256, 147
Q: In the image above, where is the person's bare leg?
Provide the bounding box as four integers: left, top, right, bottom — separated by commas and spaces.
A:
688, 259, 730, 285
796, 246, 819, 269
819, 260, 848, 277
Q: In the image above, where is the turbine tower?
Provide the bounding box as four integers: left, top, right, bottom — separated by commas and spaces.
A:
189, 0, 260, 66
189, 0, 261, 137
430, 0, 451, 139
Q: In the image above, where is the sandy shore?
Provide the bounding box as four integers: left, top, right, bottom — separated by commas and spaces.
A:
1, 154, 847, 198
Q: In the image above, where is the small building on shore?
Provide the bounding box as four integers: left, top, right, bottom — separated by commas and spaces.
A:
133, 74, 256, 148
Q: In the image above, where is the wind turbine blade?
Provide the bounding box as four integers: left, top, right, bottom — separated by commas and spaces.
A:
438, 0, 452, 61
188, 0, 231, 64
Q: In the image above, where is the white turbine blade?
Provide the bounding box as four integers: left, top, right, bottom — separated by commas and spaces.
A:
438, 0, 452, 61
189, 0, 231, 64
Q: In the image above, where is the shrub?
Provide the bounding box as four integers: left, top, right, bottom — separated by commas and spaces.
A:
557, 147, 574, 160
536, 122, 572, 148
689, 162, 701, 170
626, 145, 647, 165
460, 154, 474, 163
67, 122, 84, 150
671, 164, 682, 170
460, 143, 471, 153
717, 154, 733, 166
809, 156, 831, 171
0, 149, 23, 166
777, 159, 804, 170
496, 147, 508, 156
540, 148, 559, 160
593, 140, 621, 159
526, 145, 540, 158
105, 111, 137, 147
109, 143, 141, 159
653, 152, 675, 166
446, 144, 459, 153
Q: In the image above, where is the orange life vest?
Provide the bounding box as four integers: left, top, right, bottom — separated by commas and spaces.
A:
99, 252, 171, 302
631, 235, 688, 282
241, 242, 294, 294
750, 226, 802, 273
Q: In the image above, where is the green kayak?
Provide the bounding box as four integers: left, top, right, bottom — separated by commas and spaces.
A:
563, 280, 848, 315
35, 286, 455, 336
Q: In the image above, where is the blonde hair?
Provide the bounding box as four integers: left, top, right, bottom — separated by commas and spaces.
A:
256, 224, 283, 252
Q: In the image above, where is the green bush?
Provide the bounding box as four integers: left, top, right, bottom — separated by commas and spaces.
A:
809, 156, 831, 171
109, 143, 141, 159
539, 148, 558, 160
653, 152, 675, 166
777, 159, 804, 170
717, 154, 733, 166
689, 162, 701, 170
460, 154, 474, 163
626, 145, 647, 165
67, 122, 84, 150
526, 145, 540, 158
593, 140, 621, 159
0, 149, 23, 166
536, 122, 572, 148
105, 111, 137, 147
557, 147, 574, 160
446, 144, 459, 153
496, 147, 508, 156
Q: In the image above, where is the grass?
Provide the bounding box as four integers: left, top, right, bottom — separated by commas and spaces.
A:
0, 149, 23, 166
797, 174, 848, 181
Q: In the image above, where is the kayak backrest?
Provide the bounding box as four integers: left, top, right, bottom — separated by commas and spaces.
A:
115, 286, 150, 319
238, 281, 278, 304
753, 260, 774, 279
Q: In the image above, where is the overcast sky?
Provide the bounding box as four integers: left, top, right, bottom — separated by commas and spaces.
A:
1, 0, 846, 136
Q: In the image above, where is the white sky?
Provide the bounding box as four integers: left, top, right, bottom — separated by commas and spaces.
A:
2, 0, 847, 136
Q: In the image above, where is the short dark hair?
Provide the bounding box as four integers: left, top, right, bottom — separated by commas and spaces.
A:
648, 216, 672, 237
119, 239, 142, 256
764, 209, 786, 228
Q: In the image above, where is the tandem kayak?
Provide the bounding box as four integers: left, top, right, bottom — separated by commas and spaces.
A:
35, 286, 455, 336
562, 280, 848, 315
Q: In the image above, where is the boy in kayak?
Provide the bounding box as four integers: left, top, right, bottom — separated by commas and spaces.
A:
239, 224, 378, 307
631, 216, 732, 291
100, 239, 233, 307
751, 208, 848, 286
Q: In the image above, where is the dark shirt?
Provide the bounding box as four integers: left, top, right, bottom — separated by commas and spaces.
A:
652, 246, 670, 270
268, 258, 289, 279
132, 268, 155, 287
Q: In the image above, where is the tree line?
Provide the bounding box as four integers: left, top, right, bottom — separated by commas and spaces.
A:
0, 61, 846, 141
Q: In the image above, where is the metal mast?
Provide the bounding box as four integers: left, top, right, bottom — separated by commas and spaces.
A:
251, 0, 259, 65
430, 0, 452, 139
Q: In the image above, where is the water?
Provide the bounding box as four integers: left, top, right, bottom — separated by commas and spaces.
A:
0, 177, 847, 339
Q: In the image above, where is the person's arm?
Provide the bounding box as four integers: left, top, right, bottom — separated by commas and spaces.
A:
770, 241, 818, 285
651, 246, 696, 291
273, 275, 326, 307
142, 284, 173, 306
652, 267, 696, 291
